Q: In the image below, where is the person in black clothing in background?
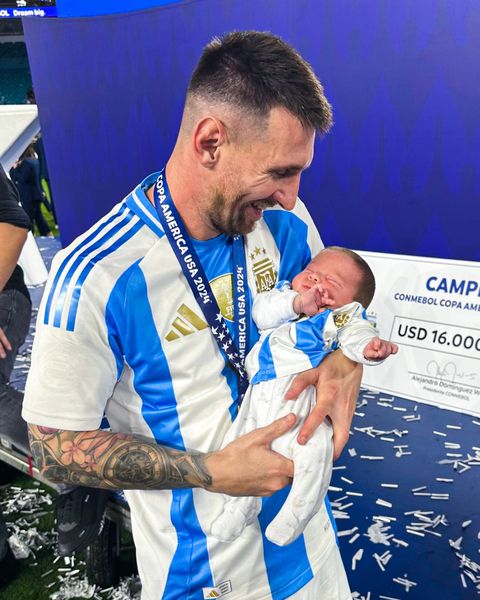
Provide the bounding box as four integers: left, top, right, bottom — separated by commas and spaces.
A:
9, 145, 52, 237
0, 164, 32, 454
0, 165, 108, 585
0, 162, 34, 586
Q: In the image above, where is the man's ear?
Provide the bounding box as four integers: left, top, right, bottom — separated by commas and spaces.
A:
192, 117, 226, 168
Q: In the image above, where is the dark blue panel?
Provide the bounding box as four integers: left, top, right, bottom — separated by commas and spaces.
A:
23, 0, 480, 256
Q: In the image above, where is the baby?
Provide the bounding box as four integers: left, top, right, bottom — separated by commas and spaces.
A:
210, 246, 397, 546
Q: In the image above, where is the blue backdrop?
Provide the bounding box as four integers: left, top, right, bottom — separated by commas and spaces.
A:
23, 0, 480, 255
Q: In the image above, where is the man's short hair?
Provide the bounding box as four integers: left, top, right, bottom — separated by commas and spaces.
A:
188, 30, 333, 135
325, 246, 376, 308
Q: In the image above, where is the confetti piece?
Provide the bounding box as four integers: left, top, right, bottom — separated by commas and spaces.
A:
403, 414, 420, 422
393, 576, 417, 592
351, 548, 364, 571
406, 529, 425, 537
373, 552, 386, 571
392, 537, 409, 547
365, 521, 392, 545
338, 527, 359, 537
449, 537, 463, 550
42, 569, 54, 578
376, 499, 393, 508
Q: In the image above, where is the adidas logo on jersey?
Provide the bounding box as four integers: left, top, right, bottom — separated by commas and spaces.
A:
202, 580, 232, 598
166, 274, 235, 341
165, 303, 208, 341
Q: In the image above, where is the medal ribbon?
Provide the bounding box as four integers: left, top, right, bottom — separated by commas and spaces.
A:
153, 171, 249, 400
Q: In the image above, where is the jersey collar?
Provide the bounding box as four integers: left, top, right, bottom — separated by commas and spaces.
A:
125, 171, 164, 238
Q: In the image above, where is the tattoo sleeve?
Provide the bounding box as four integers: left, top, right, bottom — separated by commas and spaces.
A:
27, 425, 213, 491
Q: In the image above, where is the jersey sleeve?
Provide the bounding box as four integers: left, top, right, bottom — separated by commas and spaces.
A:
260, 198, 324, 288
22, 256, 121, 430
0, 165, 31, 230
334, 302, 382, 365
292, 198, 324, 260
252, 280, 299, 331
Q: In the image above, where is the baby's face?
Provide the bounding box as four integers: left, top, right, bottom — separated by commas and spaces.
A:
292, 250, 362, 308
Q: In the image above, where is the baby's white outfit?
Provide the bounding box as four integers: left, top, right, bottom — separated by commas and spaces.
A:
210, 281, 380, 546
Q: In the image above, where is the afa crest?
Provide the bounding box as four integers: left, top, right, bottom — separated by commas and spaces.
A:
250, 246, 278, 293
333, 312, 351, 329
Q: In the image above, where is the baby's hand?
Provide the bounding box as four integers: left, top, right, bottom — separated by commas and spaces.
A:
293, 284, 334, 317
364, 337, 398, 361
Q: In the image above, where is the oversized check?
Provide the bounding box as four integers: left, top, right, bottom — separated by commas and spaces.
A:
359, 251, 480, 417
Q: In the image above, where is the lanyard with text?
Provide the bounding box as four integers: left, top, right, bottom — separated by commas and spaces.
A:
153, 171, 250, 401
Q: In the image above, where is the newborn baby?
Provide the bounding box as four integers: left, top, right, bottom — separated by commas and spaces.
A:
210, 246, 397, 546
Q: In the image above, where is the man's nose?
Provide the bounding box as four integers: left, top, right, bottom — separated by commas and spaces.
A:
272, 174, 301, 211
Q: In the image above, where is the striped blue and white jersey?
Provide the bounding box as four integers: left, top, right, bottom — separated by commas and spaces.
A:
246, 283, 380, 385
23, 172, 340, 600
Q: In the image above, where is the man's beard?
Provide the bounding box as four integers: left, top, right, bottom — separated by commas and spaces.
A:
208, 192, 276, 236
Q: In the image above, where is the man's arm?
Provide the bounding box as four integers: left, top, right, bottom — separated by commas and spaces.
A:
0, 222, 28, 292
0, 222, 29, 357
28, 414, 296, 496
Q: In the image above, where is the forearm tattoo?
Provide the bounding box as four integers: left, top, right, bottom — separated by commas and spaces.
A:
27, 425, 213, 490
